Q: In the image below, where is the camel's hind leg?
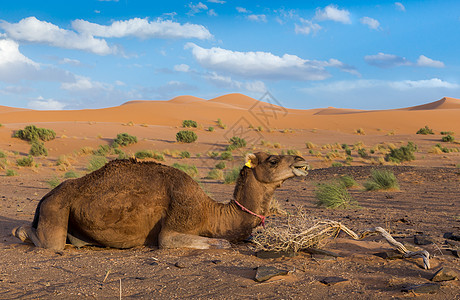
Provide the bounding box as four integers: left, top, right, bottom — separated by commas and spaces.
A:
158, 229, 231, 249
13, 192, 70, 251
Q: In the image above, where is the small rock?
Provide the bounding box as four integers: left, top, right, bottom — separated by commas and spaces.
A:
254, 266, 288, 282
444, 232, 460, 241
431, 267, 459, 282
414, 235, 433, 245
374, 251, 404, 260
211, 260, 222, 264
174, 261, 187, 269
320, 277, 348, 285
402, 282, 440, 294
450, 249, 459, 258
256, 250, 296, 259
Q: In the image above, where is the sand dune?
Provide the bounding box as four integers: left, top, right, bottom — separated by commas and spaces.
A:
0, 95, 459, 134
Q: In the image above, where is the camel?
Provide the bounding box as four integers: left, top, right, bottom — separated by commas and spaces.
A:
12, 152, 309, 250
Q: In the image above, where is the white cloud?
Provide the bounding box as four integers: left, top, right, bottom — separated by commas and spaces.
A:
236, 7, 249, 13
295, 19, 321, 35
389, 78, 458, 90
72, 18, 212, 40
360, 17, 380, 30
416, 55, 445, 68
59, 58, 81, 65
174, 64, 191, 72
315, 4, 351, 24
28, 96, 66, 110
185, 43, 358, 81
0, 17, 115, 55
365, 52, 445, 69
247, 14, 267, 22
0, 38, 40, 82
365, 52, 410, 68
207, 0, 225, 3
208, 9, 218, 16
98, 0, 119, 2
61, 76, 112, 92
204, 71, 267, 93
395, 2, 406, 11
188, 2, 208, 15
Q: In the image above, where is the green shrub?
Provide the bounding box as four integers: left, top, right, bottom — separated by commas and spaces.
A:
172, 163, 198, 178
331, 162, 343, 167
286, 149, 301, 156
440, 131, 454, 135
94, 145, 113, 156
434, 143, 450, 153
215, 161, 226, 169
176, 130, 198, 143
220, 151, 233, 160
87, 156, 107, 172
227, 136, 247, 151
224, 167, 241, 184
315, 182, 357, 209
113, 148, 128, 159
216, 118, 226, 129
416, 125, 434, 135
442, 135, 455, 142
206, 168, 224, 180
180, 151, 191, 159
338, 175, 358, 188
29, 142, 48, 157
113, 133, 138, 148
208, 151, 219, 158
64, 170, 79, 178
357, 148, 369, 159
6, 169, 17, 176
385, 142, 417, 163
46, 176, 61, 189
208, 126, 214, 132
13, 125, 56, 142
364, 169, 399, 191
182, 120, 198, 128
16, 156, 34, 167
135, 150, 164, 161
0, 150, 6, 158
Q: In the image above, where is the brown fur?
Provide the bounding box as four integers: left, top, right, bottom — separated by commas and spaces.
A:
13, 153, 308, 250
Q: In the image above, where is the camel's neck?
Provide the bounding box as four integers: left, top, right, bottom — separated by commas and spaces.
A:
203, 167, 280, 241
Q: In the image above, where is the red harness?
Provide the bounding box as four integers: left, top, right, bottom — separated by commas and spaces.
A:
233, 199, 266, 229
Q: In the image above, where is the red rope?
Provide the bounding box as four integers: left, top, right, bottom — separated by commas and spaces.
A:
233, 199, 266, 229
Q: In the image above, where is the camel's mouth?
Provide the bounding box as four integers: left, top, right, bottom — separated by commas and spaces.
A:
292, 161, 310, 176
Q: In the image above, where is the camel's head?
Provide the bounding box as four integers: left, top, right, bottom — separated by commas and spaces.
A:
245, 152, 309, 183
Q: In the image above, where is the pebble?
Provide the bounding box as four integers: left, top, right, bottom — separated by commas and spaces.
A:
174, 261, 187, 269
414, 235, 433, 245
254, 266, 288, 282
401, 282, 440, 294
431, 267, 459, 282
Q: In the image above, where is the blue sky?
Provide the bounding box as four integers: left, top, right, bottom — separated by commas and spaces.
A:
0, 0, 458, 110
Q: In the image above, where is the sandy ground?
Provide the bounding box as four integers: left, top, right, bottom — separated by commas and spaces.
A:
0, 94, 459, 299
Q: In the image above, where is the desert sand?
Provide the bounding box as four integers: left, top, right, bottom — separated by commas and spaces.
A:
0, 94, 459, 299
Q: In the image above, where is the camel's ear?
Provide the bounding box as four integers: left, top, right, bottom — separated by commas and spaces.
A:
244, 153, 257, 168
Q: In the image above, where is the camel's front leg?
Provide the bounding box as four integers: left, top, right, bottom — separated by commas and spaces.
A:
158, 229, 231, 249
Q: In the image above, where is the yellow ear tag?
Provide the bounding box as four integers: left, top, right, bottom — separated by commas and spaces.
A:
245, 159, 253, 168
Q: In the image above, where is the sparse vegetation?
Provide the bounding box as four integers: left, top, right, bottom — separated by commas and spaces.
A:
206, 168, 224, 180
224, 167, 241, 184
172, 163, 198, 178
6, 169, 17, 176
357, 148, 369, 159
135, 150, 165, 161
220, 151, 233, 161
305, 142, 317, 149
94, 145, 113, 156
216, 118, 226, 129
331, 162, 343, 167
208, 126, 214, 132
364, 169, 399, 191
315, 182, 357, 209
182, 120, 198, 128
416, 125, 434, 135
176, 130, 198, 143
440, 131, 454, 135
13, 125, 56, 142
87, 155, 107, 172
47, 176, 62, 189
29, 141, 48, 157
0, 150, 7, 158
385, 142, 417, 163
286, 149, 301, 156
355, 128, 365, 135
64, 170, 79, 178
16, 156, 34, 167
215, 161, 226, 169
112, 133, 138, 148
180, 151, 191, 159
227, 136, 247, 151
338, 175, 358, 188
442, 134, 455, 142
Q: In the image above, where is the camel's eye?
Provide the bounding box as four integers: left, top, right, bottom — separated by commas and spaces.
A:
268, 159, 278, 166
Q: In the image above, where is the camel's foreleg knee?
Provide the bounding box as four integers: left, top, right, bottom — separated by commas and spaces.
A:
12, 225, 44, 248
158, 230, 231, 250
